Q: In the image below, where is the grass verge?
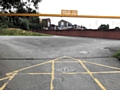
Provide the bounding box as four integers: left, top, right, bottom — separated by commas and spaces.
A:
0, 28, 51, 36
113, 51, 120, 60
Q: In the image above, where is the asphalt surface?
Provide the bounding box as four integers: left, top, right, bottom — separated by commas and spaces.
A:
0, 36, 120, 90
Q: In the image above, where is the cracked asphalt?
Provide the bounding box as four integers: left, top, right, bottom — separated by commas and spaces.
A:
0, 36, 120, 90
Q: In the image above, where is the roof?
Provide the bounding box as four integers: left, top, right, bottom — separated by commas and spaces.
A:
58, 19, 72, 25
40, 18, 51, 22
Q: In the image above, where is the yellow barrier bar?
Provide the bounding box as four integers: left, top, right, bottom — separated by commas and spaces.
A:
0, 13, 120, 19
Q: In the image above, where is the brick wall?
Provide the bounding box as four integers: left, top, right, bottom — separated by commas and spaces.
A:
38, 30, 120, 40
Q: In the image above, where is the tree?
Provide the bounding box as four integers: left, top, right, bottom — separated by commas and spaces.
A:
0, 0, 42, 30
0, 16, 9, 29
80, 25, 87, 30
19, 18, 29, 30
39, 20, 46, 29
0, 0, 42, 13
114, 27, 120, 30
28, 16, 41, 30
98, 24, 109, 30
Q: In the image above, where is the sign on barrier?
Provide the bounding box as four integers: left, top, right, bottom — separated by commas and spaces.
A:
61, 10, 78, 16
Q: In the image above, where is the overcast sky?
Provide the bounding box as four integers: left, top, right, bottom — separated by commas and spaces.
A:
38, 0, 120, 29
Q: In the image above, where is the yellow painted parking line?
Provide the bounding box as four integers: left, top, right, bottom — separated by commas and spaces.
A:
78, 60, 106, 90
6, 60, 52, 76
8, 70, 120, 75
65, 56, 120, 70
4, 71, 120, 76
0, 77, 9, 82
1, 55, 120, 90
0, 73, 17, 90
82, 61, 120, 70
5, 70, 120, 76
55, 61, 78, 63
92, 71, 120, 74
6, 56, 65, 76
59, 71, 120, 75
22, 73, 51, 75
0, 56, 65, 90
50, 60, 55, 90
94, 78, 106, 90
79, 60, 93, 77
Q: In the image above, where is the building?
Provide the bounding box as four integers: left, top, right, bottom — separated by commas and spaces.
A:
49, 24, 58, 30
40, 18, 51, 30
58, 19, 73, 30
72, 24, 87, 30
39, 18, 86, 30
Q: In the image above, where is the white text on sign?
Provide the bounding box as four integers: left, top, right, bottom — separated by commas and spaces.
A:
61, 10, 78, 16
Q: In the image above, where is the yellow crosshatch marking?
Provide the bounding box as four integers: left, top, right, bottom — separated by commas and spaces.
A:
79, 60, 106, 90
0, 56, 120, 90
0, 73, 17, 90
0, 77, 9, 82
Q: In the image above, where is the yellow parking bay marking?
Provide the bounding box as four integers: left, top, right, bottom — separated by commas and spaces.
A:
0, 73, 17, 90
65, 56, 106, 90
59, 71, 120, 75
65, 56, 120, 70
55, 61, 78, 63
1, 56, 120, 90
79, 60, 106, 90
50, 60, 55, 90
23, 73, 51, 75
0, 77, 9, 82
6, 60, 52, 76
15, 71, 120, 75
82, 61, 120, 70
6, 56, 65, 76
91, 71, 120, 74
0, 56, 65, 90
3, 71, 120, 76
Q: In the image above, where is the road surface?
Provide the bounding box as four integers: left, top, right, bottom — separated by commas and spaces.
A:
0, 36, 120, 90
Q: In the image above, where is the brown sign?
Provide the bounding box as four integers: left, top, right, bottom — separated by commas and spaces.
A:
61, 10, 78, 16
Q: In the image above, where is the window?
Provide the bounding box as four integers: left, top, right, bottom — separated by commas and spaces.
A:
48, 22, 50, 27
61, 21, 64, 26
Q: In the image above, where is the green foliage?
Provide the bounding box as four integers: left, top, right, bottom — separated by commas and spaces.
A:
114, 27, 120, 30
0, 0, 43, 31
0, 23, 8, 29
98, 24, 109, 30
0, 16, 42, 31
0, 16, 8, 29
0, 0, 42, 13
40, 21, 46, 29
113, 51, 120, 60
0, 28, 51, 36
28, 17, 41, 30
20, 18, 30, 30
